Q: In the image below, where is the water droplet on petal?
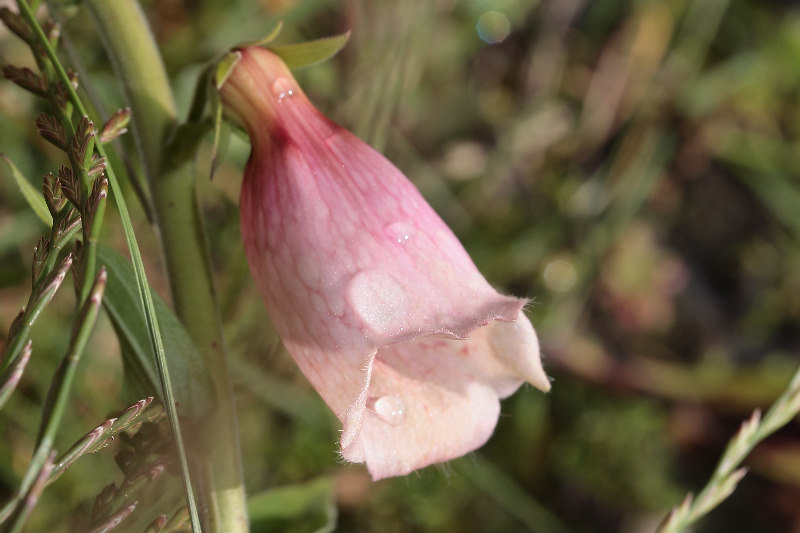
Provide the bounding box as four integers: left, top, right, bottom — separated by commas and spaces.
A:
374, 395, 406, 426
384, 222, 416, 245
271, 77, 296, 101
347, 270, 409, 336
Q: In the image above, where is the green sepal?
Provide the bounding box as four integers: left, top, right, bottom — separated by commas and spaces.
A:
207, 51, 242, 178
182, 50, 240, 179
238, 20, 284, 49
209, 107, 231, 180
184, 25, 349, 180
214, 50, 242, 90
270, 31, 351, 69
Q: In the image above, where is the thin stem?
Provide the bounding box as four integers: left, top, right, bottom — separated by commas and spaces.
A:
5, 451, 55, 533
0, 341, 31, 412
84, 1, 247, 531
3, 269, 105, 530
658, 360, 800, 532
80, 186, 105, 302
40, 212, 81, 283
36, 269, 106, 447
0, 252, 72, 376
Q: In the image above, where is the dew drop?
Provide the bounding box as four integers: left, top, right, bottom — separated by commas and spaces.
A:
346, 270, 409, 336
271, 77, 296, 101
374, 395, 406, 426
384, 222, 416, 245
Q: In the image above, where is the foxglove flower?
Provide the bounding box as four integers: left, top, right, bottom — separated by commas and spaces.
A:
220, 47, 550, 480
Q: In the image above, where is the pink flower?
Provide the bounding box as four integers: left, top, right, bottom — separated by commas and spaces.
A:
220, 47, 550, 480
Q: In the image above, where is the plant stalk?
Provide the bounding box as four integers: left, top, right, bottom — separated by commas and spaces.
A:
84, 1, 248, 531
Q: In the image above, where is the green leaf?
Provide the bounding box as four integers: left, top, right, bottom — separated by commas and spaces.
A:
239, 21, 284, 50
248, 477, 337, 533
215, 50, 243, 90
270, 31, 351, 69
98, 245, 215, 419
210, 113, 231, 180
1, 154, 52, 227
162, 121, 212, 173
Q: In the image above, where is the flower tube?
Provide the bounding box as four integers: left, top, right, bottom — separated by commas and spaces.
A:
220, 47, 550, 480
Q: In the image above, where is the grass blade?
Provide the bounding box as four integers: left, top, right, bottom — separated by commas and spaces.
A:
1, 154, 52, 226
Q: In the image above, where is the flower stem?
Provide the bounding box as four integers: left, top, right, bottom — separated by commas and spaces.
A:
84, 1, 248, 531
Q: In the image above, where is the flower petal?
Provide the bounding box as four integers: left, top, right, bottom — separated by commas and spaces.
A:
341, 310, 546, 480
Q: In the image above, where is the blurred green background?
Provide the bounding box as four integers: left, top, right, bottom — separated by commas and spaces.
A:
3, 0, 800, 531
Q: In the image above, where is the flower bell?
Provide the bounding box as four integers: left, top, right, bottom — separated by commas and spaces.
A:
219, 46, 550, 480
